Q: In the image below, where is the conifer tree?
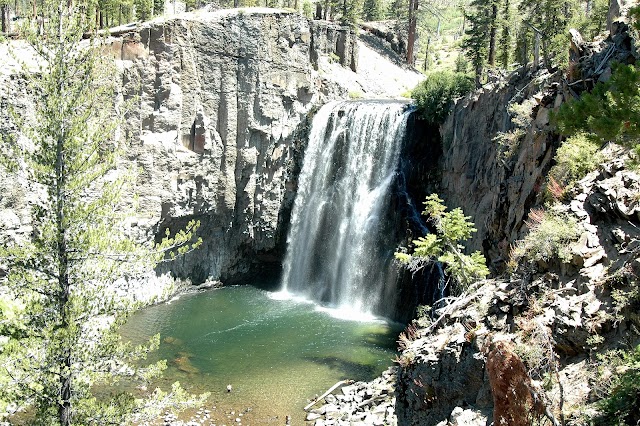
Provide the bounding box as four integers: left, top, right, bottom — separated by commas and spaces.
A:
487, 0, 498, 66
395, 194, 489, 293
0, 1, 203, 424
361, 0, 382, 21
518, 0, 574, 68
498, 0, 512, 68
462, 0, 492, 85
0, 0, 9, 33
336, 0, 360, 25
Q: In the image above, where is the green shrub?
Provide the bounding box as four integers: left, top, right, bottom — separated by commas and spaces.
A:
549, 133, 603, 187
595, 345, 640, 425
493, 98, 537, 161
411, 71, 474, 125
511, 208, 582, 266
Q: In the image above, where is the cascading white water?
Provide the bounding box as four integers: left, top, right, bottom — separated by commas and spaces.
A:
279, 100, 410, 318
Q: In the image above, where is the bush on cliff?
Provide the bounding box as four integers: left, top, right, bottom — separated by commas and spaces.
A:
509, 208, 582, 268
411, 71, 474, 125
549, 132, 603, 190
595, 345, 640, 425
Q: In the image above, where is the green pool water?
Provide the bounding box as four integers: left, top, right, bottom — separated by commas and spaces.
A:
120, 285, 403, 424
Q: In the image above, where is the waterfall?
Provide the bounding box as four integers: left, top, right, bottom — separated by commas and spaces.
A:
279, 100, 410, 319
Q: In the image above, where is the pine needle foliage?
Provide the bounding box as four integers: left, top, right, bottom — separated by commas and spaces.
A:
395, 194, 489, 294
553, 7, 640, 160
555, 62, 640, 156
0, 2, 204, 424
411, 71, 474, 125
594, 345, 640, 425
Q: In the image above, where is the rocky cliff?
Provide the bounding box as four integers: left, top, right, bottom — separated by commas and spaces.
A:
114, 10, 362, 283
393, 18, 640, 426
302, 14, 640, 426
438, 18, 636, 274
1, 7, 426, 290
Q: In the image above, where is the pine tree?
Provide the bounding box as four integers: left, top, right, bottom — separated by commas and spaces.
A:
406, 0, 418, 64
498, 0, 512, 68
361, 0, 382, 21
0, 1, 204, 424
487, 0, 498, 66
395, 194, 489, 293
336, 0, 360, 25
462, 0, 492, 85
0, 0, 9, 33
555, 62, 640, 154
519, 0, 575, 68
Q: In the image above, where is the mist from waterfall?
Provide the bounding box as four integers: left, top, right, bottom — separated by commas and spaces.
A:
279, 100, 410, 319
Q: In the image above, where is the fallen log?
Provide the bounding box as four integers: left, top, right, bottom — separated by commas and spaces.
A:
303, 379, 354, 411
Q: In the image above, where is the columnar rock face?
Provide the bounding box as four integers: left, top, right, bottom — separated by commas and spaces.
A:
438, 22, 635, 274
0, 9, 359, 285
438, 70, 562, 273
118, 11, 300, 283
112, 9, 360, 283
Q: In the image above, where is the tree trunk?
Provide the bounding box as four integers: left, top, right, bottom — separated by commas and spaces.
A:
55, 75, 72, 426
1, 5, 8, 34
406, 0, 417, 65
234, 0, 239, 7
541, 37, 550, 68
499, 0, 510, 68
423, 36, 430, 71
533, 32, 540, 69
523, 35, 527, 65
488, 2, 498, 66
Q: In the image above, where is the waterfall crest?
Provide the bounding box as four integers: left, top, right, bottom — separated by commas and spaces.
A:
280, 100, 410, 318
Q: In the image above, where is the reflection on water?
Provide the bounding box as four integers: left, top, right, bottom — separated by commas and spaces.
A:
120, 285, 402, 424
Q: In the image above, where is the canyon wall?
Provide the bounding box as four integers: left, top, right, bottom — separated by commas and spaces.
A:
117, 10, 362, 283
0, 9, 360, 285
438, 19, 636, 273
393, 20, 639, 426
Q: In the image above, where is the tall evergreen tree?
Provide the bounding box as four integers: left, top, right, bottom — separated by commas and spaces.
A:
519, 0, 574, 68
336, 0, 360, 25
406, 0, 418, 64
462, 0, 492, 85
361, 0, 381, 21
0, 1, 203, 424
487, 0, 498, 66
498, 0, 511, 68
0, 0, 9, 33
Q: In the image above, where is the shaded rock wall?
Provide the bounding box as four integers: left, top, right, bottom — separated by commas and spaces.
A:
393, 19, 639, 426
438, 69, 563, 273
